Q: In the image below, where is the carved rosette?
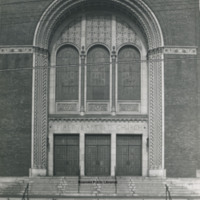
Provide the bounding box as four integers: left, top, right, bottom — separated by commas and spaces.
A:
148, 50, 163, 170
33, 48, 48, 169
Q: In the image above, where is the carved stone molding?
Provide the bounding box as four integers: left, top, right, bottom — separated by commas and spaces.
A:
148, 52, 164, 171
148, 46, 197, 55
164, 47, 197, 55
0, 46, 34, 54
31, 48, 48, 174
49, 120, 148, 133
33, 0, 164, 50
49, 116, 148, 123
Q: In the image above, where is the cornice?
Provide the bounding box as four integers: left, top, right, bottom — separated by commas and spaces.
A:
49, 114, 148, 122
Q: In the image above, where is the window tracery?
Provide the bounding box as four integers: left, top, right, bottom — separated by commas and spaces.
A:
52, 14, 147, 115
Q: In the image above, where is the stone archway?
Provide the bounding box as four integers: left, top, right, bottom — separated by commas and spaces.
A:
31, 0, 165, 177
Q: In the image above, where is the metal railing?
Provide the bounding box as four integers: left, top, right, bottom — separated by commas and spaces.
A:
22, 183, 29, 200
165, 184, 172, 200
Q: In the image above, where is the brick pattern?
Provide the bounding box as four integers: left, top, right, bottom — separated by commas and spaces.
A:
0, 54, 32, 176
165, 54, 198, 177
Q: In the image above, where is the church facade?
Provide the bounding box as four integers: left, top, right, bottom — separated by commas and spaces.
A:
0, 0, 200, 181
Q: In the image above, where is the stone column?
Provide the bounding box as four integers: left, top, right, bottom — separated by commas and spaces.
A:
148, 48, 166, 177
80, 47, 86, 115
111, 47, 117, 115
30, 47, 49, 176
111, 133, 116, 176
80, 133, 85, 176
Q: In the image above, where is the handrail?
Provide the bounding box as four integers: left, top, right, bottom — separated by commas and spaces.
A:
165, 184, 172, 200
22, 183, 29, 200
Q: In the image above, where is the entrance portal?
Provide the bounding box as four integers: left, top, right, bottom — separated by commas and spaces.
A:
85, 135, 111, 176
54, 135, 79, 176
116, 135, 142, 176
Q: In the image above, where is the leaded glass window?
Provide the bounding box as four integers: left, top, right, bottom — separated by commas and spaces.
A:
87, 46, 110, 100
118, 46, 141, 100
56, 46, 79, 101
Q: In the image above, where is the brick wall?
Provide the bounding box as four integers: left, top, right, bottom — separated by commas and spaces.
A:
0, 54, 32, 176
144, 0, 198, 46
165, 54, 199, 177
0, 0, 52, 45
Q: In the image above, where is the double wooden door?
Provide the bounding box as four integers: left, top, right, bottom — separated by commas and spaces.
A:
54, 135, 79, 176
116, 135, 142, 176
85, 135, 111, 176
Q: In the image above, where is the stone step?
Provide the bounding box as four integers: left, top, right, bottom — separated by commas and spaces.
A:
0, 177, 200, 198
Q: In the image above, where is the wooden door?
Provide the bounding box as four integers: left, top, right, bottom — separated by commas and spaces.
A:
117, 135, 142, 176
85, 135, 110, 176
54, 135, 79, 176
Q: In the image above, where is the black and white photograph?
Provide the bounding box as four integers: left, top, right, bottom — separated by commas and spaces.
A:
0, 0, 200, 199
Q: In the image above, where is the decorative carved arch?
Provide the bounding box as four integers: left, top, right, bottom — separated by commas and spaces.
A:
31, 0, 165, 177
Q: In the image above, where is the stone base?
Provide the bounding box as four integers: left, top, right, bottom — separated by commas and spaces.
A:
29, 168, 47, 177
196, 170, 200, 178
149, 169, 166, 177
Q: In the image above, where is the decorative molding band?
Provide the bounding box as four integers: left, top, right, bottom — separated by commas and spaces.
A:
0, 46, 34, 54
148, 46, 197, 55
48, 115, 148, 123
0, 46, 49, 54
163, 47, 197, 55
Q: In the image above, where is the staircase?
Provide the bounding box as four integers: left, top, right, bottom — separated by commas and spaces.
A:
0, 177, 200, 199
79, 176, 116, 195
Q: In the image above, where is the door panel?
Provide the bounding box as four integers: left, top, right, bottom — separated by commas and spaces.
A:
117, 135, 142, 176
85, 135, 110, 176
54, 135, 79, 176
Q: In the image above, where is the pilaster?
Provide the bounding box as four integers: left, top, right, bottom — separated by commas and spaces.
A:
80, 47, 86, 115
148, 48, 166, 177
30, 47, 49, 177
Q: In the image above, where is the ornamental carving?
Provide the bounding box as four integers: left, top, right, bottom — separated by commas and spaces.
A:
116, 17, 141, 49
86, 15, 112, 48
57, 103, 78, 112
87, 103, 108, 112
49, 120, 147, 134
56, 18, 82, 48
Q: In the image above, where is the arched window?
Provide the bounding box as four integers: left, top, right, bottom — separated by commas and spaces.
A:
56, 46, 79, 101
87, 46, 110, 100
118, 46, 141, 100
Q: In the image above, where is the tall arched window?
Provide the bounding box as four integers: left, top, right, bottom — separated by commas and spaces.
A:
87, 46, 110, 100
118, 46, 141, 101
56, 46, 79, 101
